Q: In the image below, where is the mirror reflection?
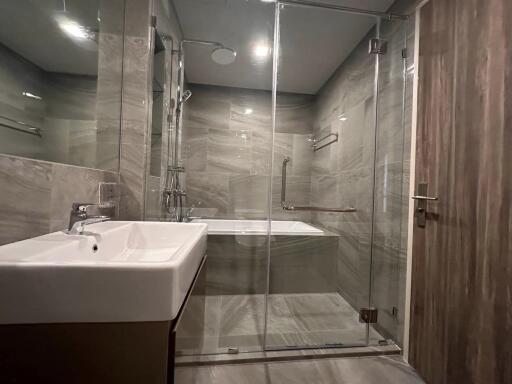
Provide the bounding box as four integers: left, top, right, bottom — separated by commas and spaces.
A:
0, 0, 125, 171
149, 32, 166, 177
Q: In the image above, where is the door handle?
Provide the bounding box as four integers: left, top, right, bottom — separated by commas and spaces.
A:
412, 183, 438, 227
411, 195, 439, 201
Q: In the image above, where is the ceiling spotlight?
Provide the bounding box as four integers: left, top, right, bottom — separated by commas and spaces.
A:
253, 44, 271, 60
244, 108, 253, 115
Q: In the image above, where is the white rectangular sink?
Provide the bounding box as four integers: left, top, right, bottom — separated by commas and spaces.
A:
0, 221, 207, 324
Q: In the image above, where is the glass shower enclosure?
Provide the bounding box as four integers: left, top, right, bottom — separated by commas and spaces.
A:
171, 0, 410, 355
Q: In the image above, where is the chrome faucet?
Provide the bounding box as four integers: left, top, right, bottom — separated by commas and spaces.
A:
67, 203, 113, 235
183, 206, 201, 223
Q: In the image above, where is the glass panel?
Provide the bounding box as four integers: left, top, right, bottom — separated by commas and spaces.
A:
0, 0, 125, 171
144, 30, 173, 221
370, 17, 409, 346
174, 0, 275, 355
266, 4, 381, 349
149, 33, 166, 178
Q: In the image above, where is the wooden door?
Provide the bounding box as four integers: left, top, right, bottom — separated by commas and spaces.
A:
410, 0, 512, 383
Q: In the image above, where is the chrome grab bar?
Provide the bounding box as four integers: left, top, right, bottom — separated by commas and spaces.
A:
281, 156, 291, 204
281, 157, 356, 213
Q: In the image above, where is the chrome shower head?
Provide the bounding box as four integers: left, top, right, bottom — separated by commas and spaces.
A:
181, 39, 237, 65
211, 46, 237, 65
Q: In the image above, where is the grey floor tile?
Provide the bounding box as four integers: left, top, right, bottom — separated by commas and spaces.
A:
176, 293, 384, 355
174, 356, 425, 384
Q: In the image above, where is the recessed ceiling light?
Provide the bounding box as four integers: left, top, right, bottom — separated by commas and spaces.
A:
253, 44, 271, 59
244, 108, 253, 115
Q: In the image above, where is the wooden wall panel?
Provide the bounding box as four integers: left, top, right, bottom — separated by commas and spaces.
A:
410, 0, 456, 381
411, 0, 512, 383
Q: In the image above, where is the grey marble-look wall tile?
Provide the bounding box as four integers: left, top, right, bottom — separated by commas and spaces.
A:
250, 129, 272, 176
185, 172, 230, 217
310, 175, 337, 207
67, 120, 98, 168
184, 96, 230, 132
43, 73, 97, 120
183, 127, 208, 172
121, 37, 151, 123
49, 163, 119, 232
311, 126, 337, 176
203, 235, 268, 295
269, 235, 338, 294
229, 175, 269, 219
207, 128, 251, 174
144, 175, 161, 221
182, 84, 313, 219
95, 119, 121, 171
124, 0, 150, 37
0, 155, 119, 246
273, 133, 293, 175
119, 119, 147, 220
336, 100, 366, 173
373, 161, 404, 244
0, 155, 52, 245
291, 134, 313, 176
376, 79, 406, 166
276, 93, 315, 134
336, 234, 371, 309
230, 95, 271, 135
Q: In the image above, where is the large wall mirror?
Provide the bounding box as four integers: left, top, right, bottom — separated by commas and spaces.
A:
0, 0, 125, 171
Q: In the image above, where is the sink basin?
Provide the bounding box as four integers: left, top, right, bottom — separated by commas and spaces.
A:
0, 221, 207, 324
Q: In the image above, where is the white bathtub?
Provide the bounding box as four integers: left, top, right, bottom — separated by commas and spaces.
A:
191, 219, 324, 236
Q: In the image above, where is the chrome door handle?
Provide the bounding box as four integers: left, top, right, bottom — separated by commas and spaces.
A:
411, 195, 439, 201
413, 183, 438, 227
